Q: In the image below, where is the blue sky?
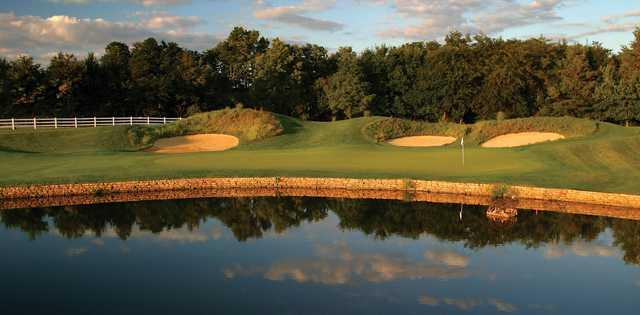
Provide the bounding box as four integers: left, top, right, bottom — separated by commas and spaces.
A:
1, 0, 639, 63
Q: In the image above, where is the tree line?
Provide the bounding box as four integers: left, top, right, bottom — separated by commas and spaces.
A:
1, 26, 640, 124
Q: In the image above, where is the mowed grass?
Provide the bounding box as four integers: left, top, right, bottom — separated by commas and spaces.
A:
0, 114, 639, 195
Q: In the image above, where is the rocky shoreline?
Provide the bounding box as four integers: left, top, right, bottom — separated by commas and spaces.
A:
1, 177, 639, 211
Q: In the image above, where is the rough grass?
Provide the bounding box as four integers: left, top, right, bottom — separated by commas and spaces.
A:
365, 116, 598, 145
0, 126, 142, 153
128, 108, 284, 147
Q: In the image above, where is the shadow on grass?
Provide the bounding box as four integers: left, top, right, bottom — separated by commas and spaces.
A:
276, 114, 304, 135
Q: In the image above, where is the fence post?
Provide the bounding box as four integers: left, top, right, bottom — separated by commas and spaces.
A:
147, 116, 150, 125
33, 117, 36, 130
54, 117, 57, 129
94, 117, 97, 128
163, 117, 166, 124
74, 117, 78, 128
11, 118, 15, 131
130, 116, 133, 126
112, 117, 115, 126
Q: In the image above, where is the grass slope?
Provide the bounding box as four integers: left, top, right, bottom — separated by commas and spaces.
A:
0, 112, 639, 194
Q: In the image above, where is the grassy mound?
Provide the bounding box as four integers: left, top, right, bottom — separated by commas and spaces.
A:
468, 116, 598, 144
128, 108, 284, 148
363, 118, 467, 143
365, 116, 598, 145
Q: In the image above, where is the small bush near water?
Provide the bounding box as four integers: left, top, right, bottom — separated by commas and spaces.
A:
127, 108, 284, 147
491, 183, 512, 200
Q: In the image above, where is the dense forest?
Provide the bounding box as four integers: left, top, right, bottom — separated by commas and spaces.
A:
1, 26, 640, 124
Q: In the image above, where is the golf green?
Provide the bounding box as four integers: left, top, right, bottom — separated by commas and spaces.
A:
1, 115, 639, 194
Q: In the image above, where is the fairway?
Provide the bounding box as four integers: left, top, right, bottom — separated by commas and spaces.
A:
1, 115, 639, 195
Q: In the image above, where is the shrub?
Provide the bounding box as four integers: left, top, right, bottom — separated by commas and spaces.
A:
363, 118, 466, 143
491, 183, 511, 200
468, 116, 597, 144
128, 108, 284, 147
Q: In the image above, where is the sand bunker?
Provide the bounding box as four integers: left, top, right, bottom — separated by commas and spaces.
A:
482, 132, 565, 148
388, 136, 457, 147
150, 134, 239, 153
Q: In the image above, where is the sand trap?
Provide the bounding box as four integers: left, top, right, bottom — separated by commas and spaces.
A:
482, 132, 565, 148
388, 136, 457, 147
150, 134, 239, 153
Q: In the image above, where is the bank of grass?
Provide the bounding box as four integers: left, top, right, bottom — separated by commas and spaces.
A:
127, 108, 284, 147
0, 113, 639, 195
363, 118, 467, 143
365, 116, 598, 145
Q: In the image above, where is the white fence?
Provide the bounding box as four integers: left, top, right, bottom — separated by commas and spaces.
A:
0, 117, 181, 130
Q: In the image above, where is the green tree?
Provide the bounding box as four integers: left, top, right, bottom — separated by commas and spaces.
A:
542, 44, 608, 117
0, 58, 11, 116
317, 47, 374, 119
254, 38, 305, 115
619, 27, 640, 81
173, 50, 208, 116
8, 56, 46, 117
100, 42, 131, 116
129, 38, 163, 115
211, 27, 269, 104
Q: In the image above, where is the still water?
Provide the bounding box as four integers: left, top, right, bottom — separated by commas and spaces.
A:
1, 196, 639, 314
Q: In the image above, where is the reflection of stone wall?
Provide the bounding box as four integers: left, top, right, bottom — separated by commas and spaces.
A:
1, 177, 640, 210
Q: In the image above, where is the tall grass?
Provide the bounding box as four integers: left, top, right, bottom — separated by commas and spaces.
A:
128, 108, 284, 147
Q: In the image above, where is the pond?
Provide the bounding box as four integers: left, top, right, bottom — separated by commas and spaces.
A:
1, 196, 639, 314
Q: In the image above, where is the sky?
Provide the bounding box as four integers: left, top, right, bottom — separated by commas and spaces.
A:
1, 0, 639, 63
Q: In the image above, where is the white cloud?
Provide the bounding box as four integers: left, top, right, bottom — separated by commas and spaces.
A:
424, 250, 469, 268
375, 0, 566, 40
226, 243, 469, 285
418, 294, 439, 306
443, 297, 483, 311
137, 11, 203, 30
530, 8, 640, 44
48, 0, 192, 6
48, 0, 92, 4
544, 240, 619, 259
133, 0, 191, 6
602, 10, 640, 24
254, 0, 344, 31
0, 12, 218, 63
65, 247, 88, 256
489, 298, 518, 313
419, 295, 518, 312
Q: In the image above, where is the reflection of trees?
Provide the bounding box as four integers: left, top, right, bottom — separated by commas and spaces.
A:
612, 220, 640, 265
331, 199, 608, 249
1, 197, 639, 264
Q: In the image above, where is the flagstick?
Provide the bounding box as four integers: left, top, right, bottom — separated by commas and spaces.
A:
461, 137, 465, 167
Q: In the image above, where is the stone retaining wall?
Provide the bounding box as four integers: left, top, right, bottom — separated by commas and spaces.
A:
1, 177, 640, 209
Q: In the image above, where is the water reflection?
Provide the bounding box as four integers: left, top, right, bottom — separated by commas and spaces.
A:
2, 196, 640, 265
1, 196, 639, 314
